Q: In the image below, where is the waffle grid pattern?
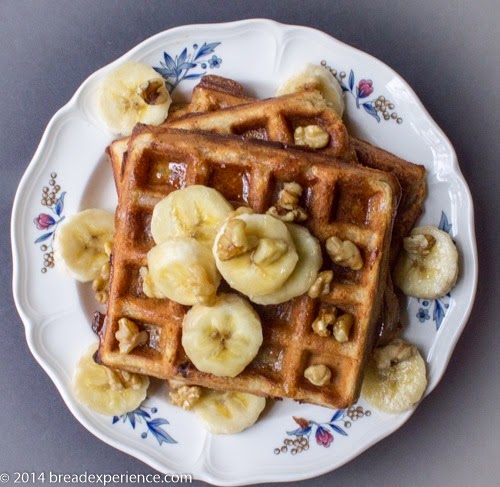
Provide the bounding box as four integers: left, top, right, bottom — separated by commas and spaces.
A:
100, 129, 398, 408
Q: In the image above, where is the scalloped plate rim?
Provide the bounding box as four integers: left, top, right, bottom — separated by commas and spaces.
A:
11, 19, 477, 485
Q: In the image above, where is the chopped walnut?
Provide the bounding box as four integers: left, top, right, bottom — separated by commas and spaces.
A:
105, 368, 144, 391
311, 305, 338, 337
372, 338, 417, 369
403, 234, 436, 255
294, 125, 330, 149
92, 261, 111, 304
187, 264, 216, 306
333, 313, 354, 342
169, 385, 202, 410
267, 206, 308, 222
266, 182, 308, 222
308, 270, 334, 298
216, 219, 258, 260
304, 364, 331, 386
115, 317, 148, 354
326, 236, 363, 270
277, 182, 302, 210
140, 266, 165, 299
252, 238, 289, 266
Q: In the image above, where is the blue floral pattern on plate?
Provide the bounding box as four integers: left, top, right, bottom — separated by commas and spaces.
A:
33, 172, 66, 273
154, 42, 222, 93
112, 406, 176, 445
274, 405, 370, 455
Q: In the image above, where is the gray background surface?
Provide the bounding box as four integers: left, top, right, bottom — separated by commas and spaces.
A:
2, 1, 499, 486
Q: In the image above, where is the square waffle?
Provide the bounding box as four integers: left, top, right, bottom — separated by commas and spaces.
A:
98, 127, 400, 409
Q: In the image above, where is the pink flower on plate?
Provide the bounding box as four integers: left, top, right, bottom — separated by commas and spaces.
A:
315, 426, 333, 447
34, 213, 55, 230
358, 79, 374, 98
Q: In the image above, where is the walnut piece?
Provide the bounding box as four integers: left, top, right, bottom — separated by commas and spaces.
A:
308, 270, 334, 298
326, 236, 363, 270
115, 317, 148, 354
372, 338, 417, 369
140, 266, 165, 299
252, 238, 289, 266
403, 234, 436, 255
304, 364, 331, 386
311, 305, 338, 337
333, 313, 354, 342
267, 182, 308, 222
105, 368, 144, 391
169, 385, 202, 410
216, 218, 258, 260
294, 125, 330, 149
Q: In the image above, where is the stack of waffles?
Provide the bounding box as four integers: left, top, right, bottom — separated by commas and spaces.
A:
98, 75, 426, 409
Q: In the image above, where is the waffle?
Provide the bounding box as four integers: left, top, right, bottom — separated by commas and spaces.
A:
350, 138, 426, 244
98, 127, 399, 409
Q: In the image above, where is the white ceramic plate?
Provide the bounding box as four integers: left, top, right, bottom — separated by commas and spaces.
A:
11, 19, 477, 485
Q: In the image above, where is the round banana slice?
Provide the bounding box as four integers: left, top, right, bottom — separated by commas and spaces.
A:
97, 61, 172, 135
147, 237, 220, 306
182, 294, 263, 378
151, 185, 233, 248
393, 225, 459, 299
73, 344, 149, 416
361, 339, 427, 414
53, 208, 114, 282
194, 389, 266, 434
213, 213, 299, 296
249, 223, 322, 305
276, 63, 345, 118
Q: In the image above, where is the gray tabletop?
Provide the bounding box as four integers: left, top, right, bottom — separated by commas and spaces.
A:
2, 1, 499, 486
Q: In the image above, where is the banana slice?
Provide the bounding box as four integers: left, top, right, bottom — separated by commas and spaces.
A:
53, 209, 114, 282
249, 223, 322, 304
276, 63, 345, 118
73, 344, 149, 416
97, 61, 172, 135
361, 339, 427, 413
147, 237, 220, 306
193, 389, 266, 434
151, 186, 233, 248
213, 213, 299, 296
182, 294, 263, 377
393, 225, 459, 299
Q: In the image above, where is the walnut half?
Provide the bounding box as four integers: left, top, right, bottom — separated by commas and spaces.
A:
105, 368, 144, 391
216, 218, 258, 260
308, 270, 334, 298
326, 236, 363, 270
115, 317, 148, 354
294, 125, 330, 149
169, 385, 202, 410
304, 364, 331, 386
267, 182, 308, 222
